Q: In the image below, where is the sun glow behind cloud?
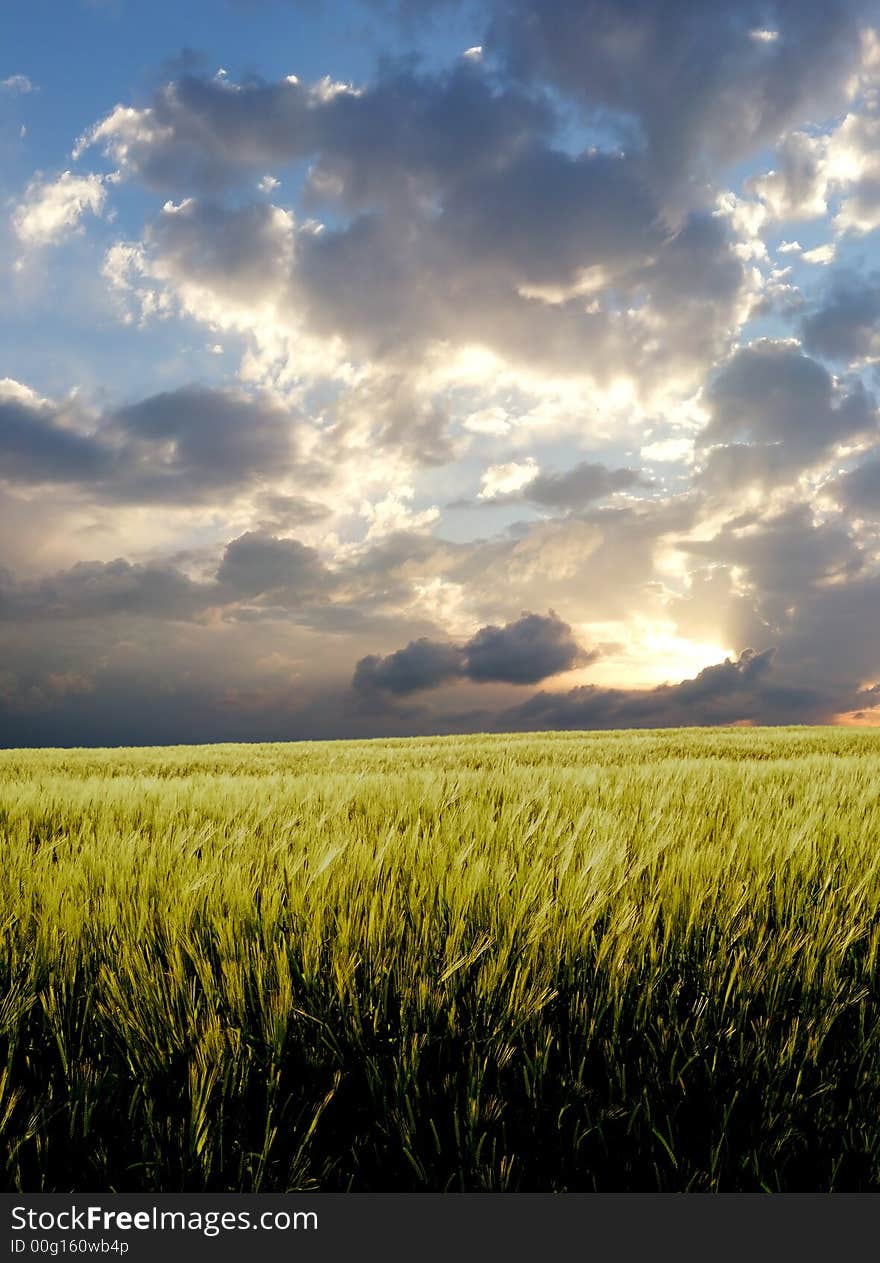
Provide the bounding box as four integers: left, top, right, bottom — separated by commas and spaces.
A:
571, 623, 738, 690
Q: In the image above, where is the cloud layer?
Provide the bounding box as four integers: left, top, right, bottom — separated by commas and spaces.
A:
2, 0, 880, 743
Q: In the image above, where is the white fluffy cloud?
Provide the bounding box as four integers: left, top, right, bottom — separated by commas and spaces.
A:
478, 459, 540, 500
1, 74, 35, 95
751, 107, 880, 237
12, 170, 111, 247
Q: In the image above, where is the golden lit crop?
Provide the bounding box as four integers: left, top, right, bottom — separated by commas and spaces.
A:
3, 726, 880, 1190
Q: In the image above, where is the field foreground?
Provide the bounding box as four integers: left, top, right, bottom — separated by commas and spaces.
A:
3, 726, 880, 1191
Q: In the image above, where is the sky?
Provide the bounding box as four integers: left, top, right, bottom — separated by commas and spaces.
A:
2, 0, 880, 746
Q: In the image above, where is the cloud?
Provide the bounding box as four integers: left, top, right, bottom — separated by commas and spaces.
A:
82, 60, 753, 403
833, 457, 880, 514
110, 385, 303, 499
75, 63, 552, 199
502, 647, 833, 729
524, 461, 643, 508
329, 373, 458, 467
12, 171, 109, 247
483, 0, 871, 190
750, 108, 880, 237
353, 637, 464, 695
0, 490, 876, 743
0, 382, 111, 484
697, 339, 877, 489
478, 459, 539, 500
802, 271, 880, 362
465, 609, 595, 683
459, 188, 742, 384
749, 130, 830, 220
641, 439, 693, 464
439, 497, 698, 629
666, 503, 880, 711
0, 380, 306, 504
215, 531, 330, 597
0, 526, 335, 624
254, 492, 332, 529
142, 197, 297, 311
439, 145, 662, 292
353, 609, 593, 694
683, 505, 862, 611
1, 74, 36, 95
830, 111, 880, 236
127, 183, 749, 402
5, 0, 880, 747
801, 242, 836, 265
0, 558, 205, 622
749, 28, 779, 43
470, 458, 643, 510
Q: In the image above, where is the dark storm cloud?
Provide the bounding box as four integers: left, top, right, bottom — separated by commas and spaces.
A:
0, 394, 111, 483
0, 384, 302, 503
353, 610, 592, 695
0, 559, 204, 621
502, 647, 833, 729
352, 637, 464, 695
802, 271, 880, 362
465, 610, 595, 683
483, 0, 870, 190
215, 531, 331, 597
0, 527, 335, 623
697, 341, 878, 489
111, 386, 300, 498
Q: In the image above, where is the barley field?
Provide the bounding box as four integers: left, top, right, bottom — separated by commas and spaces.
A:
3, 726, 880, 1192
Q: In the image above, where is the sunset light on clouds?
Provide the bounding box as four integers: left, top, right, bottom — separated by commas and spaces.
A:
2, 0, 880, 744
